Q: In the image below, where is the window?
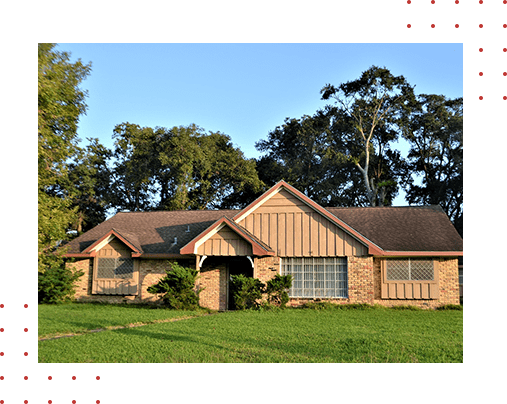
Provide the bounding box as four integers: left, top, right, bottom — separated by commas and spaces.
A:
96, 257, 134, 279
281, 257, 347, 298
385, 258, 434, 281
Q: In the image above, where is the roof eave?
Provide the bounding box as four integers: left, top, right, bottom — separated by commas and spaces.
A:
375, 250, 463, 257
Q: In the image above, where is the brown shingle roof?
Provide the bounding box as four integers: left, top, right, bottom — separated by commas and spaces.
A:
65, 210, 239, 256
326, 205, 463, 252
65, 205, 462, 256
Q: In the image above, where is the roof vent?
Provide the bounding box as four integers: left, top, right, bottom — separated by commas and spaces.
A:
172, 237, 178, 246
186, 225, 190, 233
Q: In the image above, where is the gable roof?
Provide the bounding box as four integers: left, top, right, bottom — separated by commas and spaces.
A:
64, 210, 239, 258
64, 183, 463, 258
180, 216, 275, 256
81, 228, 144, 256
233, 180, 384, 255
327, 205, 463, 254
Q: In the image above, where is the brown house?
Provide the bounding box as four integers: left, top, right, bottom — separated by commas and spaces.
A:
64, 181, 463, 310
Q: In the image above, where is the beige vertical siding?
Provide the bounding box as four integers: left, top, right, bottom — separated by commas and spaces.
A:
197, 227, 253, 256
238, 189, 367, 257
379, 259, 440, 300
92, 238, 139, 295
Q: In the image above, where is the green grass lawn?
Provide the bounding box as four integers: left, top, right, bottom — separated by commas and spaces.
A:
38, 302, 208, 339
38, 304, 462, 363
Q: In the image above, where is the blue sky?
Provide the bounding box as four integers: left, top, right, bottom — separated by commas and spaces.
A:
61, 43, 463, 204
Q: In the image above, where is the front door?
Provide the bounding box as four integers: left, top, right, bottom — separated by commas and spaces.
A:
227, 257, 253, 310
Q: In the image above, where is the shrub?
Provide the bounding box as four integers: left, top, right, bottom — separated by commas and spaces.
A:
230, 274, 265, 310
38, 257, 84, 304
436, 304, 463, 311
147, 262, 201, 310
265, 274, 293, 308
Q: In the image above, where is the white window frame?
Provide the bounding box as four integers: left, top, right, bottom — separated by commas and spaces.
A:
281, 257, 348, 298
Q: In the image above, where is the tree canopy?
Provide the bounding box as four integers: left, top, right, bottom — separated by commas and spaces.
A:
255, 65, 462, 233
38, 43, 91, 271
402, 94, 463, 236
109, 123, 264, 212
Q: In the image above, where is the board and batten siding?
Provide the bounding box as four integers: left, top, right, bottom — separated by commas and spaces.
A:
92, 237, 139, 295
237, 189, 368, 257
380, 259, 440, 300
197, 227, 253, 256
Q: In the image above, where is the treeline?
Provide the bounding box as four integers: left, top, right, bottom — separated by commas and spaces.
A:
39, 44, 463, 277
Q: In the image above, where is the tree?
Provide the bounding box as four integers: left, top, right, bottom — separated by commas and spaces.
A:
109, 122, 159, 211
402, 94, 463, 235
321, 66, 415, 206
255, 111, 363, 206
109, 123, 264, 212
38, 43, 91, 272
67, 138, 113, 233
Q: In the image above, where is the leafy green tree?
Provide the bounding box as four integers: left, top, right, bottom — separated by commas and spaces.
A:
38, 43, 91, 272
109, 123, 264, 211
256, 112, 364, 206
321, 66, 415, 206
109, 122, 159, 211
68, 138, 113, 233
402, 94, 463, 235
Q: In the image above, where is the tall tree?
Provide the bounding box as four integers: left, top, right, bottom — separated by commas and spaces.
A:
110, 122, 159, 211
402, 94, 463, 235
109, 123, 264, 211
255, 112, 363, 206
38, 43, 91, 271
321, 66, 415, 206
67, 138, 113, 233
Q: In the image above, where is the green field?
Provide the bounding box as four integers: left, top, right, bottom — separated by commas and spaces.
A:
38, 303, 462, 363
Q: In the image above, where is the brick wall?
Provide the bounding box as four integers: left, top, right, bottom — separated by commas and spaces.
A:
68, 255, 460, 309
198, 259, 227, 311
253, 256, 279, 283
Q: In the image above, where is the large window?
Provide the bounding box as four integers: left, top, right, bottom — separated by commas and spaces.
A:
281, 257, 348, 298
385, 258, 434, 281
96, 257, 134, 279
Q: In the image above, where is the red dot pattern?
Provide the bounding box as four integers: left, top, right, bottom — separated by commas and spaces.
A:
0, 303, 103, 404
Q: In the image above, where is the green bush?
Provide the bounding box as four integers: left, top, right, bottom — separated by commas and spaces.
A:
436, 304, 463, 311
265, 274, 292, 308
230, 274, 265, 310
147, 262, 201, 310
38, 257, 84, 304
